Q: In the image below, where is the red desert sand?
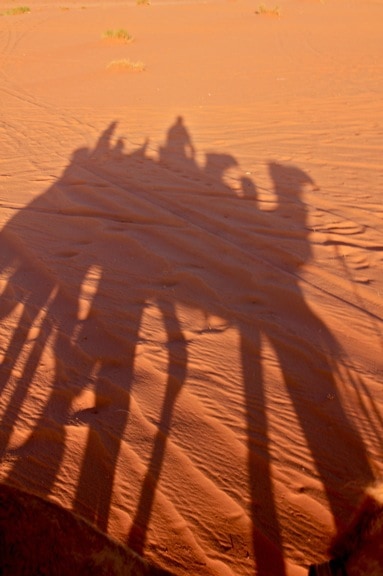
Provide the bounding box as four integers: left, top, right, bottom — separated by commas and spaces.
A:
0, 0, 382, 574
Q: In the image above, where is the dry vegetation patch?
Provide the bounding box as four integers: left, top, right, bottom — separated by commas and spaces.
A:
1, 6, 30, 16
106, 59, 145, 72
255, 4, 281, 16
102, 29, 133, 43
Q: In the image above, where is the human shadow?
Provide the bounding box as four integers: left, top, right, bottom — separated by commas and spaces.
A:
0, 117, 374, 574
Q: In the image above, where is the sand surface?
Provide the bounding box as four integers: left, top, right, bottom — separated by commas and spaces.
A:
0, 0, 382, 574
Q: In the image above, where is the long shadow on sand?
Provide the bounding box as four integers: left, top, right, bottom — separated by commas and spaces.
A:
0, 117, 374, 574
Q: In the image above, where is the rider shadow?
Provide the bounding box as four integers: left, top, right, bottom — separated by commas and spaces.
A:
0, 117, 374, 574
239, 161, 375, 572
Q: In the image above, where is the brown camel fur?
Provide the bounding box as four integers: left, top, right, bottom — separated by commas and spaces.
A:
0, 482, 173, 576
310, 484, 383, 576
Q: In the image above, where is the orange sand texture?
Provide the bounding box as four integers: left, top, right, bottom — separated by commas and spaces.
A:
0, 0, 382, 574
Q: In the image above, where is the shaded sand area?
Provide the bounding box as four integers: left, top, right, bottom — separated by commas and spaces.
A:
0, 0, 383, 574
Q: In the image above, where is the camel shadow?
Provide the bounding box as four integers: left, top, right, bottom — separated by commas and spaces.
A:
0, 117, 374, 574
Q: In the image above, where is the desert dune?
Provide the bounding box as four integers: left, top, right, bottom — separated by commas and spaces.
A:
0, 0, 382, 574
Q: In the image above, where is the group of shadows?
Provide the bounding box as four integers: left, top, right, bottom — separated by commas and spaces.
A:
0, 117, 375, 575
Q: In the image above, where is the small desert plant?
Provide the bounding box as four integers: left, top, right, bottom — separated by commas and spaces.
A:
137, 0, 150, 5
255, 4, 280, 16
102, 28, 133, 43
2, 6, 30, 15
106, 59, 145, 72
